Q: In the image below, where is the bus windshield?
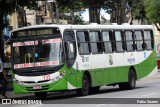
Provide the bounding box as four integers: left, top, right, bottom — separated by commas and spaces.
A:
13, 38, 64, 69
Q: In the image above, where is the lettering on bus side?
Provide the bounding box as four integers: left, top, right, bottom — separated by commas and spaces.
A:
81, 56, 89, 62
109, 55, 113, 65
127, 53, 135, 64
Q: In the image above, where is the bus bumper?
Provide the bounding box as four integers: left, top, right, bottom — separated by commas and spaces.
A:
13, 77, 69, 94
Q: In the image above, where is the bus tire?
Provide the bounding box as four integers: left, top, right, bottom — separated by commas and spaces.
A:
89, 86, 100, 94
119, 69, 136, 90
76, 75, 89, 96
34, 92, 47, 100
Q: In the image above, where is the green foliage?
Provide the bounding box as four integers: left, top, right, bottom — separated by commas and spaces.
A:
133, 3, 146, 20
73, 14, 85, 25
144, 0, 160, 24
57, 0, 85, 13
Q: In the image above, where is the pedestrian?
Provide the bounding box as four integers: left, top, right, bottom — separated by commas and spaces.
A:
0, 58, 7, 98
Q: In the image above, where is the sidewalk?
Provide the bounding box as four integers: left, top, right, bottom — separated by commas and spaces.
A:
1, 71, 160, 99
140, 69, 160, 81
0, 91, 34, 99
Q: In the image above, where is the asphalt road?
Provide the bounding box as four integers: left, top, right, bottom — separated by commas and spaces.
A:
1, 77, 160, 107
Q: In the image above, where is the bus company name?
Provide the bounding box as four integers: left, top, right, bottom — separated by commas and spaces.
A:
128, 53, 135, 64
128, 58, 135, 64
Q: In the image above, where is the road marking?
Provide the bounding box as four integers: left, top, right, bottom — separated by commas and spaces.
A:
142, 93, 158, 97
96, 104, 106, 106
109, 104, 116, 106
29, 104, 43, 107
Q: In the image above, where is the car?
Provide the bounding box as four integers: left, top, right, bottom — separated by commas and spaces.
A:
157, 54, 160, 69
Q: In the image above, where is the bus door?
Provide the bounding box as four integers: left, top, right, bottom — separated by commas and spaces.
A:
63, 30, 77, 88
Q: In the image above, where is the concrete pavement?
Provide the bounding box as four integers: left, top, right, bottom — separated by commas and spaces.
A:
1, 71, 160, 99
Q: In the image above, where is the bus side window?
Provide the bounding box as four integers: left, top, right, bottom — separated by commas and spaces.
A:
101, 31, 113, 53
89, 31, 102, 54
144, 30, 154, 50
125, 30, 134, 52
134, 31, 144, 51
114, 31, 124, 52
76, 31, 90, 55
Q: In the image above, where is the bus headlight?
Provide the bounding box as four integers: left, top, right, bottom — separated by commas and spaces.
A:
13, 78, 24, 85
50, 70, 66, 82
60, 70, 66, 77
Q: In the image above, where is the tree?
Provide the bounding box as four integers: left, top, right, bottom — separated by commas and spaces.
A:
144, 0, 160, 31
129, 0, 147, 25
0, 0, 38, 62
108, 0, 127, 24
72, 14, 85, 24
57, 0, 85, 24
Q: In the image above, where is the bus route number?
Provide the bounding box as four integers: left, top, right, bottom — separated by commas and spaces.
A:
81, 56, 89, 62
43, 74, 50, 80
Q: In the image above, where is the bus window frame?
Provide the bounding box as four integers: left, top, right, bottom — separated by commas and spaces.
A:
113, 30, 125, 53
101, 30, 114, 54
89, 30, 103, 54
76, 30, 91, 55
134, 30, 145, 51
124, 30, 135, 52
143, 30, 154, 51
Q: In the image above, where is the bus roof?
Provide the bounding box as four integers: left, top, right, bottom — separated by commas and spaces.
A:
11, 24, 154, 32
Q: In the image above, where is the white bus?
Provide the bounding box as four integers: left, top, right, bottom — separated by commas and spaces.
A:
10, 24, 157, 99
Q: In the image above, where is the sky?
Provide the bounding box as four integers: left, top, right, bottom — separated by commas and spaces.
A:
81, 9, 110, 22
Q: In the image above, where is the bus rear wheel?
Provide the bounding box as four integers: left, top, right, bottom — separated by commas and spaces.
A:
34, 92, 47, 100
76, 75, 89, 96
119, 69, 136, 90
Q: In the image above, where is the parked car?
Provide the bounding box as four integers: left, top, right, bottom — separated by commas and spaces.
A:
157, 54, 160, 69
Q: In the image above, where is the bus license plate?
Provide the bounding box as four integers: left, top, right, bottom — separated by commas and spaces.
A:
33, 85, 42, 89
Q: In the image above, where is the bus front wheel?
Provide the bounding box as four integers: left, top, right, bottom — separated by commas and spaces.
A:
76, 75, 89, 96
34, 92, 47, 100
119, 69, 136, 90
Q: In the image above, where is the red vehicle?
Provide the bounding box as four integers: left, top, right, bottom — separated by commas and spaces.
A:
157, 55, 160, 69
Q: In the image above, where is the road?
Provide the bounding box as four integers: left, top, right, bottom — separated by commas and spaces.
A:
1, 76, 160, 107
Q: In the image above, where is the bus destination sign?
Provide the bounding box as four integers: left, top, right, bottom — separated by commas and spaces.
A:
18, 29, 53, 36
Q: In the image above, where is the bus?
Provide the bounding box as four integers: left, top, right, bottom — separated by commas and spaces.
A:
10, 24, 157, 99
